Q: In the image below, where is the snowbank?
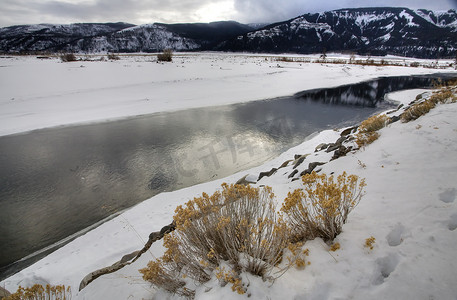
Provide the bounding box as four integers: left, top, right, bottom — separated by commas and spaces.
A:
1, 54, 457, 299
2, 86, 457, 299
0, 53, 453, 137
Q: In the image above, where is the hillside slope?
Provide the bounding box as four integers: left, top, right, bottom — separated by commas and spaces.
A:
218, 7, 457, 58
1, 7, 456, 57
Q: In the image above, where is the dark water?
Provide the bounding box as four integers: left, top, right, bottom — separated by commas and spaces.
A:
0, 74, 454, 280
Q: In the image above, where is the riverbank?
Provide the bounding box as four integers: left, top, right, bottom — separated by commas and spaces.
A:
1, 54, 457, 298
0, 53, 454, 137
2, 85, 457, 299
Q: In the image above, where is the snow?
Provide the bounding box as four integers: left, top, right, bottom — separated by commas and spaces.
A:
355, 14, 380, 26
381, 22, 395, 31
353, 12, 395, 28
416, 9, 457, 30
376, 33, 391, 42
400, 10, 419, 27
0, 53, 453, 137
416, 10, 438, 26
1, 53, 457, 299
289, 18, 332, 32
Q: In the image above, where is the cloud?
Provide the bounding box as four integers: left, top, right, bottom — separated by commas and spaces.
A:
0, 0, 224, 26
232, 0, 457, 23
0, 0, 456, 27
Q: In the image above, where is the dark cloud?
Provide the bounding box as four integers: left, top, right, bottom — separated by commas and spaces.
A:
0, 0, 455, 28
0, 0, 213, 26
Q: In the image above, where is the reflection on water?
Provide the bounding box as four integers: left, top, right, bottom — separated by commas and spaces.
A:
295, 75, 447, 106
0, 74, 453, 279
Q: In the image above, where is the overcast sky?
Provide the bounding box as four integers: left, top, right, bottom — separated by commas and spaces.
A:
1, 0, 456, 28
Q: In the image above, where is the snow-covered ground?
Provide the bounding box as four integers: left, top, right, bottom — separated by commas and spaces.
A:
0, 53, 453, 137
1, 54, 457, 299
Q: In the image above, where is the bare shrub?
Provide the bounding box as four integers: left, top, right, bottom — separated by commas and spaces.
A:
284, 243, 310, 269
359, 113, 390, 132
401, 100, 436, 122
365, 236, 376, 250
281, 172, 366, 242
140, 258, 193, 298
355, 131, 380, 147
401, 85, 456, 122
355, 114, 390, 147
4, 284, 71, 300
329, 242, 340, 252
140, 183, 290, 298
60, 53, 77, 62
276, 57, 294, 62
429, 88, 456, 104
215, 267, 246, 295
157, 49, 173, 62
107, 53, 120, 60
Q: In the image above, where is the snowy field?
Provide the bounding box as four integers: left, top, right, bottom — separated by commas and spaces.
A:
0, 52, 453, 137
1, 53, 457, 299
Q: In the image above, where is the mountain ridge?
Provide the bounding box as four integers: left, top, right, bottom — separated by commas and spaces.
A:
218, 7, 457, 58
0, 7, 456, 58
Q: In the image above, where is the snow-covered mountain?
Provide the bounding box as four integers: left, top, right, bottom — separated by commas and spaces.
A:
218, 7, 457, 58
0, 23, 134, 53
0, 21, 254, 53
65, 24, 200, 53
0, 8, 456, 57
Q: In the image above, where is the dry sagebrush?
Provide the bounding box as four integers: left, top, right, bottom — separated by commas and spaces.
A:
157, 49, 173, 62
281, 172, 366, 242
141, 174, 365, 297
401, 86, 457, 122
355, 113, 390, 147
59, 53, 77, 62
4, 284, 71, 300
140, 183, 290, 297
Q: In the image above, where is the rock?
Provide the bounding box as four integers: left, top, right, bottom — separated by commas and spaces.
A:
120, 251, 140, 264
288, 169, 298, 179
257, 168, 278, 181
386, 109, 397, 114
300, 162, 326, 176
340, 126, 358, 136
336, 135, 348, 145
160, 223, 176, 235
390, 115, 400, 123
293, 154, 309, 169
236, 175, 249, 185
236, 174, 257, 185
326, 143, 339, 153
149, 231, 162, 240
0, 287, 11, 298
314, 143, 329, 152
294, 154, 303, 160
79, 221, 176, 291
326, 136, 348, 153
332, 146, 352, 160
279, 160, 293, 169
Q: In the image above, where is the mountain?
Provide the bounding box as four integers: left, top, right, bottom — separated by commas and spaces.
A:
156, 21, 255, 49
65, 24, 200, 53
0, 21, 255, 53
0, 23, 135, 53
0, 8, 456, 58
218, 7, 457, 58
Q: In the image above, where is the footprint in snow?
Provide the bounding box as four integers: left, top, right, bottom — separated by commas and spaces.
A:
447, 213, 457, 231
372, 253, 400, 285
386, 223, 410, 247
439, 188, 456, 203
